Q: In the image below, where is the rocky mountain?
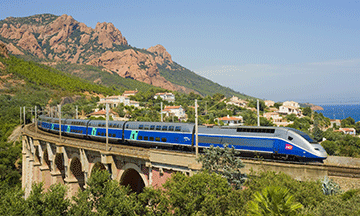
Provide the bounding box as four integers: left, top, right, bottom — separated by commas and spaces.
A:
0, 14, 249, 98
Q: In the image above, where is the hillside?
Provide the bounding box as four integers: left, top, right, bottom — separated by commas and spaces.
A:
0, 14, 251, 99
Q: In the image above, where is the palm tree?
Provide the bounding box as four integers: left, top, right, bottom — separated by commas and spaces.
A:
247, 186, 303, 216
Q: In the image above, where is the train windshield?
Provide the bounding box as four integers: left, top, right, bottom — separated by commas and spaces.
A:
288, 128, 318, 144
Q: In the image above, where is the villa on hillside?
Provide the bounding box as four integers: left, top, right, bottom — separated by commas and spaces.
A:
123, 90, 138, 97
278, 101, 302, 116
335, 128, 356, 135
263, 112, 283, 123
264, 100, 275, 107
227, 96, 248, 108
154, 92, 175, 102
89, 109, 118, 119
330, 119, 341, 128
216, 115, 243, 126
161, 105, 186, 120
97, 95, 140, 108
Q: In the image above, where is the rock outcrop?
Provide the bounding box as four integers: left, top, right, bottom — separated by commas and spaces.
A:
0, 14, 194, 93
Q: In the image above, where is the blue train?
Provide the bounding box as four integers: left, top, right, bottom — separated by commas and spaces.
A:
38, 116, 328, 162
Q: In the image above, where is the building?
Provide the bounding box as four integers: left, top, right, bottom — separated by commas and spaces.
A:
264, 100, 275, 107
162, 106, 186, 120
330, 119, 341, 128
263, 112, 283, 123
282, 101, 300, 108
154, 92, 175, 102
337, 128, 356, 135
227, 96, 248, 108
122, 90, 138, 97
216, 115, 243, 126
278, 101, 301, 116
97, 95, 140, 108
89, 109, 118, 119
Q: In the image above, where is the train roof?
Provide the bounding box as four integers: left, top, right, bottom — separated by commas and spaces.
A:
125, 121, 194, 132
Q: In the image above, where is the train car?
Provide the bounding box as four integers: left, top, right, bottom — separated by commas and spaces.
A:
197, 126, 327, 161
38, 116, 66, 135
62, 118, 89, 138
123, 121, 194, 148
38, 116, 53, 132
87, 120, 126, 143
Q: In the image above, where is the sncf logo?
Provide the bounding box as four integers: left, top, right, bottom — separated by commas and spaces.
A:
285, 144, 293, 150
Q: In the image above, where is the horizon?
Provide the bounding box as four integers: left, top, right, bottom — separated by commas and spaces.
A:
1, 1, 359, 104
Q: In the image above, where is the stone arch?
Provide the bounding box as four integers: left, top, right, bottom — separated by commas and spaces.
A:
54, 153, 65, 183
90, 161, 107, 176
34, 146, 40, 164
43, 148, 51, 169
69, 157, 85, 190
118, 163, 148, 193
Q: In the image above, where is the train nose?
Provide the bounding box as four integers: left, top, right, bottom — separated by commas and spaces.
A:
313, 144, 328, 158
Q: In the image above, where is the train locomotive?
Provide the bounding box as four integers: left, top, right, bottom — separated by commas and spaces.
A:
38, 115, 328, 162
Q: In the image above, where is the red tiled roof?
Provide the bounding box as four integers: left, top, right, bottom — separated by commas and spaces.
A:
218, 116, 242, 121
90, 109, 117, 115
164, 106, 181, 109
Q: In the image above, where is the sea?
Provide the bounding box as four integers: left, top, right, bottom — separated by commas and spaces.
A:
316, 104, 360, 122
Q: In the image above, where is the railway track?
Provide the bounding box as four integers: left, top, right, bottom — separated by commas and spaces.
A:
23, 124, 360, 178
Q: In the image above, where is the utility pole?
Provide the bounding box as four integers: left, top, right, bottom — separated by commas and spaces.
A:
195, 99, 198, 157
205, 101, 207, 115
257, 99, 260, 126
20, 107, 22, 125
106, 103, 109, 151
23, 106, 25, 127
35, 106, 37, 133
76, 105, 78, 119
161, 102, 163, 122
58, 105, 61, 141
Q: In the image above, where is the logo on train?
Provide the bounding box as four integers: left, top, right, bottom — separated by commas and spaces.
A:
285, 144, 293, 150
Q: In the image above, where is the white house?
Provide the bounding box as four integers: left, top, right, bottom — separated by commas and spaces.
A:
278, 101, 301, 116
282, 101, 300, 108
337, 128, 356, 135
263, 112, 282, 123
162, 105, 186, 120
98, 95, 131, 108
123, 90, 138, 97
264, 100, 275, 107
278, 105, 302, 116
217, 115, 243, 126
154, 92, 175, 102
227, 96, 248, 108
89, 109, 118, 119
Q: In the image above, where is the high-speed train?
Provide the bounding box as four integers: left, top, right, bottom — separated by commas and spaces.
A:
38, 116, 328, 162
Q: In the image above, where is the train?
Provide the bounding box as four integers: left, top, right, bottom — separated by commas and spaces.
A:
37, 115, 328, 162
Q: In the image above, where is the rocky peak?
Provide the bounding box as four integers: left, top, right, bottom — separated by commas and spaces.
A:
147, 44, 173, 65
0, 42, 9, 58
94, 22, 128, 48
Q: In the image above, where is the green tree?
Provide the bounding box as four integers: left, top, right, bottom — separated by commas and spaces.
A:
197, 144, 246, 189
302, 107, 312, 117
312, 125, 323, 142
70, 170, 138, 215
247, 186, 303, 216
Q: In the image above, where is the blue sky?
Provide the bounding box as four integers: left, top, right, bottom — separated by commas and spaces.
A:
1, 0, 360, 104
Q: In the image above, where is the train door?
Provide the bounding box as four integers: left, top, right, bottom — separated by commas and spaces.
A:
273, 139, 280, 154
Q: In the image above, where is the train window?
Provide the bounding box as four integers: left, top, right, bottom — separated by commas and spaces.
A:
138, 136, 142, 140
149, 137, 154, 141
139, 125, 144, 129
161, 138, 167, 142
288, 136, 293, 141
144, 136, 149, 140
126, 124, 129, 129
156, 125, 161, 130
150, 125, 155, 130
175, 126, 181, 131
162, 126, 168, 131
155, 137, 160, 141
144, 125, 150, 130
169, 126, 174, 131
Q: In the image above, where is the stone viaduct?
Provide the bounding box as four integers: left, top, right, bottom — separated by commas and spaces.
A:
22, 124, 200, 198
